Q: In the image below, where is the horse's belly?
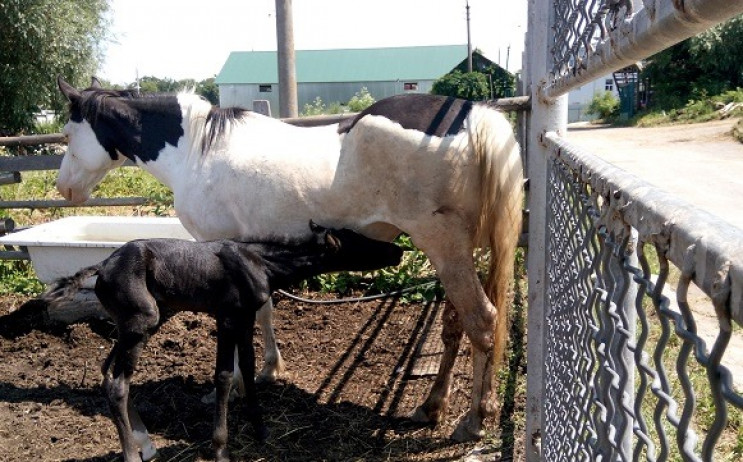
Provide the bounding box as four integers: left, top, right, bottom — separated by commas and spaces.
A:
175, 161, 339, 240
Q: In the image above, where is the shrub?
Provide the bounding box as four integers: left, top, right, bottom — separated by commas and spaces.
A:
347, 88, 375, 112
585, 91, 620, 120
301, 97, 326, 116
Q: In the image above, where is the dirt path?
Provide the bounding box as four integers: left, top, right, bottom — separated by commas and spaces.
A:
568, 119, 743, 390
567, 119, 743, 230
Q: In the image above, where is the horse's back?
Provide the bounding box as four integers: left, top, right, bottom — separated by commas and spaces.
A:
326, 96, 517, 240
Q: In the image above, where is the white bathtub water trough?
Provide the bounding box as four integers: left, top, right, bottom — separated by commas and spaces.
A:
0, 216, 193, 283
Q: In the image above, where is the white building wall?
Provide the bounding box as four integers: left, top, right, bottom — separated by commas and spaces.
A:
218, 80, 434, 115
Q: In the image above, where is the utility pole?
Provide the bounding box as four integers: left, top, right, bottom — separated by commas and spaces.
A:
275, 0, 298, 118
466, 0, 473, 72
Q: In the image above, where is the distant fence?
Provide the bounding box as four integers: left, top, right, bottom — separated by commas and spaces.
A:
524, 1, 743, 461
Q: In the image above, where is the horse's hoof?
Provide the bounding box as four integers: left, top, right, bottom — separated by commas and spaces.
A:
215, 447, 231, 462
450, 416, 484, 442
410, 406, 433, 423
410, 404, 443, 425
255, 366, 284, 384
140, 447, 158, 462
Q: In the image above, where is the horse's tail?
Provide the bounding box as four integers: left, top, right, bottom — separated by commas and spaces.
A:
471, 105, 524, 369
41, 264, 102, 302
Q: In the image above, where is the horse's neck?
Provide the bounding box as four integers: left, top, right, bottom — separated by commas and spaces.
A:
128, 95, 210, 190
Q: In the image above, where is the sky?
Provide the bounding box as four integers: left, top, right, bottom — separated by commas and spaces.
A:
99, 0, 528, 85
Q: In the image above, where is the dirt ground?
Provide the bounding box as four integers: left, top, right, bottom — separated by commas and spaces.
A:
0, 283, 527, 462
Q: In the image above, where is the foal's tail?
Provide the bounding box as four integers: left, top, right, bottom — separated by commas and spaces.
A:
40, 264, 102, 302
471, 106, 524, 369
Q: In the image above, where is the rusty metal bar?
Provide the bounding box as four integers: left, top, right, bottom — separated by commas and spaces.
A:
0, 197, 148, 209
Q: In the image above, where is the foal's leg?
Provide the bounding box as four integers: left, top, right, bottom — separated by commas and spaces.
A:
103, 331, 156, 462
255, 298, 286, 383
213, 326, 237, 462
236, 313, 268, 441
410, 300, 464, 424
413, 233, 500, 442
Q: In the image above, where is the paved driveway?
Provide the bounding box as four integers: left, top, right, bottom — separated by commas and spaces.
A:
566, 119, 743, 230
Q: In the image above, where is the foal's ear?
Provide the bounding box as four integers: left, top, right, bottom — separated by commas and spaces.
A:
90, 76, 103, 89
325, 231, 341, 251
309, 220, 325, 234
57, 76, 81, 103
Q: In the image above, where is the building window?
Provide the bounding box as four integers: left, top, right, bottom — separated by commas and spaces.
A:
259, 84, 272, 93
604, 79, 614, 92
404, 82, 419, 91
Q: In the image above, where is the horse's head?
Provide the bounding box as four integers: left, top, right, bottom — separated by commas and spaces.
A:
57, 77, 128, 204
309, 221, 403, 273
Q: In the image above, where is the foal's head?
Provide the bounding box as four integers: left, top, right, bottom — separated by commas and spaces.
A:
310, 221, 403, 273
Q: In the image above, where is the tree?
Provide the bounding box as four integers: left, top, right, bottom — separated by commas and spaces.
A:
196, 78, 219, 105
643, 13, 743, 109
0, 0, 110, 134
690, 14, 743, 90
431, 70, 490, 101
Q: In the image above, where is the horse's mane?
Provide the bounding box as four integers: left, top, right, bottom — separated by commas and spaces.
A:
74, 88, 252, 155
203, 106, 250, 152
175, 92, 251, 154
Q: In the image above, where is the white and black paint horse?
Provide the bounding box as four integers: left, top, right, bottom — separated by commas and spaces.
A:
56, 77, 523, 442
44, 222, 403, 462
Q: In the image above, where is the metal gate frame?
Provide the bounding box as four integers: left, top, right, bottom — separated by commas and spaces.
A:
524, 1, 743, 460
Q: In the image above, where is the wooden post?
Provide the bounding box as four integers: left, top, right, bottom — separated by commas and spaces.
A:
275, 0, 298, 118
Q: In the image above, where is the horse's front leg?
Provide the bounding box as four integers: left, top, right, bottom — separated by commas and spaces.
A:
410, 300, 463, 424
213, 327, 236, 462
255, 298, 286, 383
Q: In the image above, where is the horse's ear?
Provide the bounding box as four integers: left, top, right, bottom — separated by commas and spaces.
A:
90, 76, 103, 89
57, 76, 80, 102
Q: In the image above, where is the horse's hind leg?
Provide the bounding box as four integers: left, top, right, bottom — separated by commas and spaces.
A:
413, 233, 500, 442
255, 299, 285, 383
411, 300, 463, 424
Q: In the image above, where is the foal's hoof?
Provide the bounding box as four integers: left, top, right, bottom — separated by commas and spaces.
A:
254, 424, 270, 443
200, 387, 242, 405
450, 415, 484, 442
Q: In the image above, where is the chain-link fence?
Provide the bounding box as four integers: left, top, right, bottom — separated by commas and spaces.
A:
525, 1, 743, 460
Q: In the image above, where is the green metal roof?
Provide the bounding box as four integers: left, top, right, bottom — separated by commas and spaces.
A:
215, 45, 468, 84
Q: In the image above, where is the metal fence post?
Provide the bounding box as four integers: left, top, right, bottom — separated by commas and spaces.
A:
525, 0, 567, 460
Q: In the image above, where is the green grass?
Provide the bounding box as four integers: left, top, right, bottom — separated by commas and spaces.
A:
631, 89, 743, 133
633, 243, 743, 460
